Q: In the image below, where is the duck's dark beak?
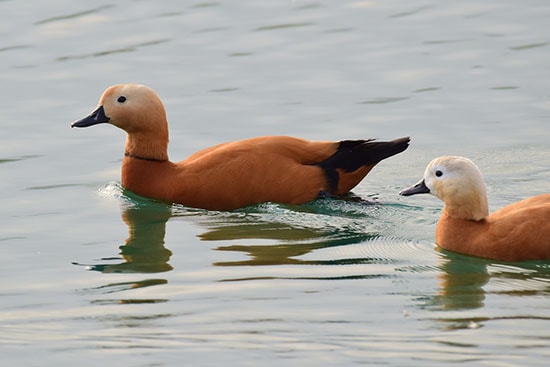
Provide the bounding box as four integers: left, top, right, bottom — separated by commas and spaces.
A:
399, 179, 430, 196
71, 105, 110, 128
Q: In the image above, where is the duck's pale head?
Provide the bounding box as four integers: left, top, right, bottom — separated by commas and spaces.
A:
71, 84, 170, 160
72, 84, 167, 132
400, 156, 489, 221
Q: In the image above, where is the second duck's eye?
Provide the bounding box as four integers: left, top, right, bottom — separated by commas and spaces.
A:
435, 170, 443, 177
117, 96, 127, 103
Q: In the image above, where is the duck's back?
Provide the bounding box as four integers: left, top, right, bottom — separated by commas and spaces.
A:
182, 136, 336, 165
123, 136, 409, 210
173, 137, 333, 209
437, 194, 550, 261
487, 194, 550, 260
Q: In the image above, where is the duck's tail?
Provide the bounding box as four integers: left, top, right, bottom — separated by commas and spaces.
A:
319, 136, 410, 194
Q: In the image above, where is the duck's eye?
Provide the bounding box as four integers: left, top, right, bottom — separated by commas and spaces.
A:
117, 96, 127, 103
435, 170, 443, 177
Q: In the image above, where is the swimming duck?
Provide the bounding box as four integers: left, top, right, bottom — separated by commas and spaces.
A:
400, 156, 550, 261
72, 83, 410, 210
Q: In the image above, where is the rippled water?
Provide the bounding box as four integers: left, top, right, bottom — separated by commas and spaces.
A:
2, 1, 550, 366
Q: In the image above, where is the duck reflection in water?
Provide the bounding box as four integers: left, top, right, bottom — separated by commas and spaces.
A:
79, 190, 550, 306
200, 220, 372, 267
432, 248, 550, 314
432, 250, 491, 311
82, 189, 377, 275
86, 203, 173, 274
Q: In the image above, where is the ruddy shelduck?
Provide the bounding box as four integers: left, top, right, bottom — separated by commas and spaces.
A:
71, 84, 410, 210
400, 156, 550, 261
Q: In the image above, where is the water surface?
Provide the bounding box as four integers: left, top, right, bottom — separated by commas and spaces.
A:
2, 1, 549, 366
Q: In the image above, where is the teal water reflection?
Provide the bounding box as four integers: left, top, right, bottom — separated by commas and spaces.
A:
429, 249, 550, 315
4, 0, 548, 363
75, 202, 173, 274
79, 185, 550, 311
80, 185, 384, 273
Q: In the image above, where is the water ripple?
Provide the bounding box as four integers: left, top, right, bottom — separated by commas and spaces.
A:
0, 155, 41, 164
510, 42, 548, 51
255, 22, 316, 31
360, 96, 409, 104
55, 39, 170, 62
34, 5, 114, 25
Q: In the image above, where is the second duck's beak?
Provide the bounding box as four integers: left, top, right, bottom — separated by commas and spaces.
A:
71, 105, 110, 128
399, 179, 430, 196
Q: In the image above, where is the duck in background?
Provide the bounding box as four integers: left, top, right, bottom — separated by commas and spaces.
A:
400, 156, 550, 261
72, 83, 410, 210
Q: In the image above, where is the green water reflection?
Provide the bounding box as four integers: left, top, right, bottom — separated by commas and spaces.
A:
83, 205, 174, 274
76, 188, 550, 313
432, 249, 550, 312
83, 194, 378, 272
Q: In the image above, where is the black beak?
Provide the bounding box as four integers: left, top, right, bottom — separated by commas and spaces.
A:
71, 105, 110, 128
399, 179, 430, 196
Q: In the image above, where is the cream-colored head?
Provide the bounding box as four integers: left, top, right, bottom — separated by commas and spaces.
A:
72, 84, 169, 160
400, 156, 489, 221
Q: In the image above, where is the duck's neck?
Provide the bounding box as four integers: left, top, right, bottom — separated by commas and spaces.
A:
125, 131, 169, 162
443, 191, 489, 221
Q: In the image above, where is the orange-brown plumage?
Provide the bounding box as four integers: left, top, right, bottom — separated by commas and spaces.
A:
72, 84, 410, 210
400, 156, 550, 261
